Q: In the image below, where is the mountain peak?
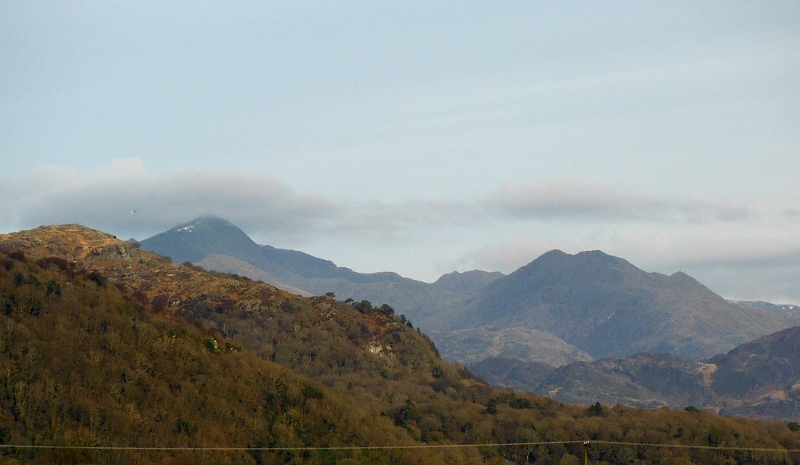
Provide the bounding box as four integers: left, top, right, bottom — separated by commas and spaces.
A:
535, 249, 568, 261
669, 271, 696, 282
432, 270, 504, 294
519, 249, 636, 277
534, 249, 622, 263
575, 249, 615, 259
449, 247, 799, 360
169, 215, 239, 233
141, 216, 259, 264
141, 217, 409, 287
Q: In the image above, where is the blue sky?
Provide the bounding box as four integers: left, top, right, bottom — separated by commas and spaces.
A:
2, 2, 799, 302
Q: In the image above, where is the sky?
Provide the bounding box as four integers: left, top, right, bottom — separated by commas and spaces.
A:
2, 2, 799, 303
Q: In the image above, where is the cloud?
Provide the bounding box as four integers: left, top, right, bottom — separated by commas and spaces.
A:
1, 159, 489, 246
0, 165, 769, 248
447, 217, 800, 303
488, 182, 752, 223
5, 162, 800, 303
2, 159, 338, 241
0, 163, 780, 239
438, 236, 565, 275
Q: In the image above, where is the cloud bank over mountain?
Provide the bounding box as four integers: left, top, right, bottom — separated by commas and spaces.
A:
2, 3, 798, 303
490, 182, 752, 223
3, 159, 800, 303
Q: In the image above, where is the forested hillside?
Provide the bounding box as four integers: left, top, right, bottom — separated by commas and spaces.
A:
2, 225, 800, 464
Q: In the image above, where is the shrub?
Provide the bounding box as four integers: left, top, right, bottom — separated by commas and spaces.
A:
587, 402, 604, 417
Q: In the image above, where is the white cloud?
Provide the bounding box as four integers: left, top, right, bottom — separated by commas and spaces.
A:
2, 159, 338, 241
489, 182, 752, 223
448, 213, 800, 303
3, 161, 800, 302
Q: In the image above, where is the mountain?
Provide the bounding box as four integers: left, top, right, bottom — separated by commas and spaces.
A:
446, 250, 800, 360
140, 216, 473, 326
0, 256, 395, 464
430, 326, 593, 368
195, 253, 312, 296
140, 215, 385, 284
0, 226, 459, 463
468, 357, 557, 392
141, 217, 800, 371
710, 325, 800, 419
6, 225, 800, 463
736, 301, 800, 313
472, 325, 800, 422
534, 353, 717, 409
431, 270, 505, 294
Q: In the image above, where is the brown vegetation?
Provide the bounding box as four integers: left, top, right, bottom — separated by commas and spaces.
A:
1, 225, 800, 464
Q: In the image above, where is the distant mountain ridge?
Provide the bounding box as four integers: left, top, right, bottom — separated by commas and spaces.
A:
140, 215, 500, 336
140, 216, 800, 370
431, 270, 505, 294
141, 215, 401, 284
735, 300, 800, 313
445, 249, 800, 360
472, 324, 800, 421
196, 253, 312, 296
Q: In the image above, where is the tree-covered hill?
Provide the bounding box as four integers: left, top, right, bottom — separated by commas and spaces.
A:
0, 248, 419, 464
2, 225, 800, 464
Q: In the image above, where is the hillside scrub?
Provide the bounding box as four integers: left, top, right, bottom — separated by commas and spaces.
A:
2, 227, 800, 464
0, 253, 440, 464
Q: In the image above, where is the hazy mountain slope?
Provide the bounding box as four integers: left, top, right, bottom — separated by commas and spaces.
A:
709, 325, 800, 420
448, 250, 800, 360
430, 326, 593, 367
710, 326, 800, 399
534, 354, 717, 409
468, 357, 557, 393
431, 270, 504, 294
736, 301, 800, 313
477, 325, 800, 421
196, 253, 312, 296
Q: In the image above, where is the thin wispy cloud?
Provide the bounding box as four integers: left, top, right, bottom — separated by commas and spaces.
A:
6, 161, 760, 240
489, 182, 752, 223
3, 160, 800, 303
2, 159, 338, 240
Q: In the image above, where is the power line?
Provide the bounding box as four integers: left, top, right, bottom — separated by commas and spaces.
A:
1, 440, 799, 454
589, 440, 798, 453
